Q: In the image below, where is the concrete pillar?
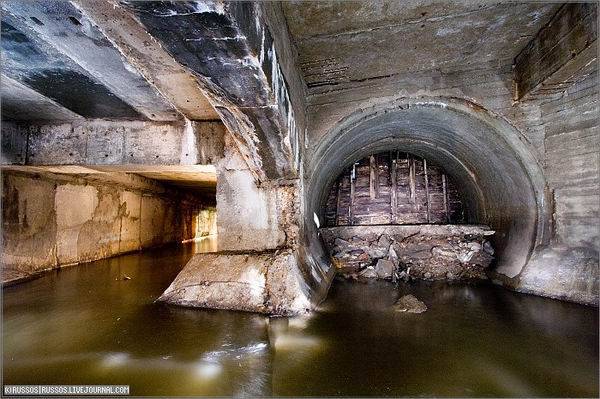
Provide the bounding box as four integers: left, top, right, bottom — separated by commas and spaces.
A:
158, 136, 318, 315
215, 146, 286, 252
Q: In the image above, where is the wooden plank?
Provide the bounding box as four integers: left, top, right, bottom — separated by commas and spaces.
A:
349, 163, 356, 225
369, 155, 378, 199
390, 151, 398, 223
424, 158, 431, 223
442, 173, 449, 223
408, 153, 416, 207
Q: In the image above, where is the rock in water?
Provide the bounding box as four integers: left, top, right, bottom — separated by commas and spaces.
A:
392, 295, 427, 313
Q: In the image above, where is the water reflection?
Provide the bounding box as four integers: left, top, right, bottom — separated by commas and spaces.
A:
3, 244, 598, 397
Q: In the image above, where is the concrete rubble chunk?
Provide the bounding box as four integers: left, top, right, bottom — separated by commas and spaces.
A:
483, 241, 495, 256
374, 259, 395, 279
387, 245, 399, 264
359, 266, 378, 279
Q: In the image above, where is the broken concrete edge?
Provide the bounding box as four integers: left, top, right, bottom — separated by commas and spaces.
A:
156, 247, 332, 316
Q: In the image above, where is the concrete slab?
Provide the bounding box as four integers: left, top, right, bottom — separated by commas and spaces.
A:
158, 250, 312, 315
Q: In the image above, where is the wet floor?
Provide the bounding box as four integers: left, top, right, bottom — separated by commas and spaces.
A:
3, 240, 598, 397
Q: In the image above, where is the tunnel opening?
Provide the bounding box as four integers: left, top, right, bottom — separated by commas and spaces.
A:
306, 98, 549, 284
318, 150, 494, 281
0, 165, 218, 285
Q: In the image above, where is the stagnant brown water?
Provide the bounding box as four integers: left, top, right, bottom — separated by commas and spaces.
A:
3, 240, 598, 397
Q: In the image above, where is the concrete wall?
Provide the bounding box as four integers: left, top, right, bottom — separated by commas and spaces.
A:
1, 170, 214, 284
541, 71, 598, 250
215, 135, 296, 252
514, 69, 599, 305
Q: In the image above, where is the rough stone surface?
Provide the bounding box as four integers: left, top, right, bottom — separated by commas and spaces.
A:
392, 295, 427, 314
374, 259, 395, 279
321, 225, 494, 281
158, 250, 312, 315
1, 170, 214, 284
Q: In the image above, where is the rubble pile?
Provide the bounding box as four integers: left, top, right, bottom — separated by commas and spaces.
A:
321, 225, 494, 282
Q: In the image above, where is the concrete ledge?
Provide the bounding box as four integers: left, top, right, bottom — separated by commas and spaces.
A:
510, 245, 599, 306
157, 250, 313, 315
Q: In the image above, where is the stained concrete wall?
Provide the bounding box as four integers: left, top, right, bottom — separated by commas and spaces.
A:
1, 170, 214, 284
215, 135, 296, 252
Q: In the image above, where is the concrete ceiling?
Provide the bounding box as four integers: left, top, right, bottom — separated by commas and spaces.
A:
282, 0, 561, 90
99, 165, 218, 196
0, 0, 218, 122
1, 165, 217, 198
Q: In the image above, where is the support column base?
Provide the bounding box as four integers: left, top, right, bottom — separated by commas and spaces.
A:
157, 249, 313, 315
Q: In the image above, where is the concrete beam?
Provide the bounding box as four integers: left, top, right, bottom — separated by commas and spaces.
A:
514, 3, 598, 100
121, 1, 301, 181
1, 75, 83, 122
1, 14, 141, 120
71, 0, 219, 121
1, 164, 217, 198
1, 120, 226, 167
1, 1, 180, 121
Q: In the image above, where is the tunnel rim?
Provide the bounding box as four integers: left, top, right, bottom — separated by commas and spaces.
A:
304, 96, 551, 279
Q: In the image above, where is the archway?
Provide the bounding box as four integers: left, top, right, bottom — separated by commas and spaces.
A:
305, 97, 550, 279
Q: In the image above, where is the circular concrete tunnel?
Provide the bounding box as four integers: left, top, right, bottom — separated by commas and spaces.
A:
306, 97, 550, 278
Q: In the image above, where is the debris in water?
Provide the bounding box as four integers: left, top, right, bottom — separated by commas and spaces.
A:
392, 294, 427, 313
